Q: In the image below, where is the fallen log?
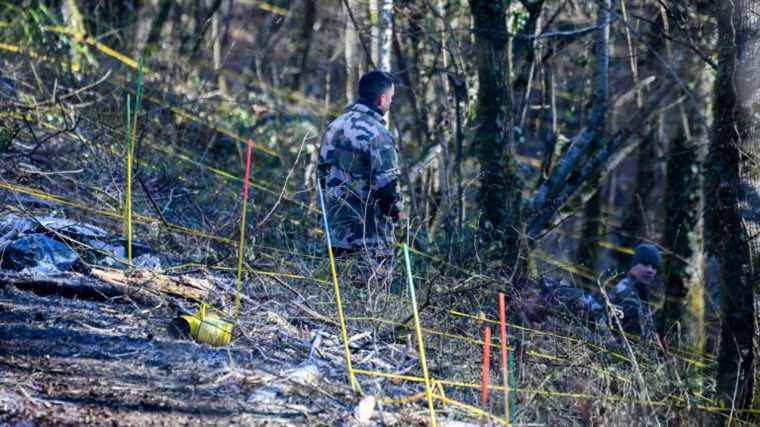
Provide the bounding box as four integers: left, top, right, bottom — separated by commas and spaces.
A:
90, 267, 211, 302
1, 267, 212, 305
0, 269, 161, 306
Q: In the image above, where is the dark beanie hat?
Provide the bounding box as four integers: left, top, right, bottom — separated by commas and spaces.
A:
632, 244, 661, 269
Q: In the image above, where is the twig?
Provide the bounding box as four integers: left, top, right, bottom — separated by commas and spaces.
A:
258, 131, 311, 227
136, 175, 170, 227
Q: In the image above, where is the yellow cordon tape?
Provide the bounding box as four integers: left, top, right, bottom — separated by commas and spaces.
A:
434, 393, 508, 426
3, 21, 729, 419
2, 181, 728, 415
0, 43, 22, 54
441, 306, 710, 368
316, 179, 358, 392
0, 182, 236, 245
403, 244, 437, 426
0, 182, 706, 370
143, 143, 314, 212
10, 25, 278, 159
353, 369, 756, 416
43, 26, 144, 71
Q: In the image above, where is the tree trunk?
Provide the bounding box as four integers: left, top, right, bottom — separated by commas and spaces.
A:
369, 0, 393, 71
526, 0, 610, 242
662, 117, 704, 350
707, 0, 757, 411
290, 0, 317, 92
614, 133, 655, 270
344, 0, 363, 101
143, 0, 173, 56
577, 191, 602, 272
211, 4, 228, 97
660, 3, 707, 352
469, 0, 523, 269
512, 0, 545, 130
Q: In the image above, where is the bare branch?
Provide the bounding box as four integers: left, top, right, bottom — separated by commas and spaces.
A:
528, 0, 610, 218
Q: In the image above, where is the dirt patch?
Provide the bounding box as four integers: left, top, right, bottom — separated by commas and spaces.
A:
0, 282, 360, 425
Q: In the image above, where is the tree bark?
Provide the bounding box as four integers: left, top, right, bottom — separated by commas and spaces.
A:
344, 0, 363, 101
290, 0, 317, 92
369, 0, 393, 71
211, 3, 228, 97
662, 118, 704, 349
527, 0, 610, 241
707, 0, 757, 411
614, 133, 656, 269
576, 191, 602, 272
143, 0, 173, 56
660, 3, 707, 352
469, 0, 523, 268
512, 0, 545, 130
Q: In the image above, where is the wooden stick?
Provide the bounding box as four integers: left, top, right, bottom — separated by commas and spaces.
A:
125, 93, 133, 263
481, 326, 492, 406
499, 292, 510, 425
234, 140, 253, 318
124, 57, 144, 264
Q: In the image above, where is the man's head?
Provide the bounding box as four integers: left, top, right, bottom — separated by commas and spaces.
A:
358, 70, 396, 113
629, 244, 661, 285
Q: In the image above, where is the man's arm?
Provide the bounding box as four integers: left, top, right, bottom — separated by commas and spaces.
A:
369, 133, 402, 220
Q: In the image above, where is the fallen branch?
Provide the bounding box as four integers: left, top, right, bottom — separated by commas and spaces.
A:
0, 269, 161, 306
90, 267, 211, 302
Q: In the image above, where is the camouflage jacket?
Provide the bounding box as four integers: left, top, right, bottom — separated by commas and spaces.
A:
317, 102, 402, 255
609, 276, 655, 338
542, 278, 609, 333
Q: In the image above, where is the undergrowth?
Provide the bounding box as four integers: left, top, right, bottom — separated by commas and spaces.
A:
0, 10, 741, 425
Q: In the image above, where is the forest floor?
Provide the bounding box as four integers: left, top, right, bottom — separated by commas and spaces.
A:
0, 264, 432, 426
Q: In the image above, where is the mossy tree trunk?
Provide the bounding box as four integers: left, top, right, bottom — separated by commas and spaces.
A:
469, 0, 524, 270
660, 4, 707, 352
707, 0, 757, 411
662, 120, 704, 349
577, 191, 602, 273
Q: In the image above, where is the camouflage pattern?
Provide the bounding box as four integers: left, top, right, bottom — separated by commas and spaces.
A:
543, 279, 609, 333
317, 102, 402, 256
609, 276, 655, 338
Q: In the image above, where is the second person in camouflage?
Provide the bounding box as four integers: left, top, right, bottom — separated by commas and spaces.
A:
609, 244, 661, 338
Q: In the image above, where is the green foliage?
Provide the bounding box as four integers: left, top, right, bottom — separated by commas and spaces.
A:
0, 124, 14, 154
18, 5, 56, 46
511, 7, 529, 33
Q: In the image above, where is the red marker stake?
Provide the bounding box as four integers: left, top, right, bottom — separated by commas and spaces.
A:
499, 292, 510, 425
480, 326, 492, 407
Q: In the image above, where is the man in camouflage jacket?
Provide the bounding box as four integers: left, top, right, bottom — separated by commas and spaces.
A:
609, 244, 661, 338
317, 71, 402, 260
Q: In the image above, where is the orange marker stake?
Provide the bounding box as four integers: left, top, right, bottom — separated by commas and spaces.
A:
498, 292, 510, 425
480, 326, 492, 407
